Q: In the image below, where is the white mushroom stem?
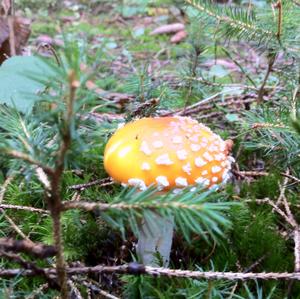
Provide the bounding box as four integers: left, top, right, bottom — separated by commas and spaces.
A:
137, 214, 174, 266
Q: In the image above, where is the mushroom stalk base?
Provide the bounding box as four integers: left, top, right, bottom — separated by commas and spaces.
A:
137, 214, 174, 267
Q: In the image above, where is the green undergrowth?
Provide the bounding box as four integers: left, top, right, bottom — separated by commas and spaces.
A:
1, 141, 299, 297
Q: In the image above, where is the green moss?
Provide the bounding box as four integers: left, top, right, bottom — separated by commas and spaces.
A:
239, 172, 281, 199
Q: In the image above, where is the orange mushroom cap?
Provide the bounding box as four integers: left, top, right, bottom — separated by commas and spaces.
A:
104, 116, 234, 191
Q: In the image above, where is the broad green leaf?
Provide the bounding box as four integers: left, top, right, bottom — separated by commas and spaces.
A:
0, 56, 54, 112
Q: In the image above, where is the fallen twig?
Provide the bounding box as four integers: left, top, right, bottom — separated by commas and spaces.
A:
0, 208, 33, 242
233, 170, 269, 177
280, 172, 300, 184
161, 92, 257, 117
69, 177, 114, 191
0, 250, 58, 288
2, 263, 300, 280
0, 204, 49, 214
0, 238, 57, 258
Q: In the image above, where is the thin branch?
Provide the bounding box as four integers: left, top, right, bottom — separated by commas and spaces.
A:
0, 204, 49, 214
277, 174, 300, 273
247, 174, 300, 274
275, 0, 283, 41
276, 169, 289, 207
3, 149, 54, 175
244, 255, 267, 273
0, 250, 58, 288
69, 177, 114, 191
7, 0, 16, 57
251, 122, 288, 129
163, 89, 244, 116
294, 228, 300, 272
0, 238, 56, 258
0, 173, 16, 204
232, 170, 269, 177
281, 192, 296, 227
257, 54, 277, 103
46, 71, 79, 298
228, 255, 266, 299
222, 48, 257, 88
61, 200, 225, 213
71, 191, 81, 201
280, 172, 300, 185
197, 111, 224, 119
245, 198, 300, 212
0, 208, 33, 243
244, 198, 294, 227
2, 263, 300, 280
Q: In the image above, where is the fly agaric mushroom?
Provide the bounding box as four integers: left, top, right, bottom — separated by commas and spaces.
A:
104, 116, 233, 266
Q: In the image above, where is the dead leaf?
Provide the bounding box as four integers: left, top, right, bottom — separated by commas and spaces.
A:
170, 30, 187, 43
0, 16, 31, 64
150, 23, 185, 35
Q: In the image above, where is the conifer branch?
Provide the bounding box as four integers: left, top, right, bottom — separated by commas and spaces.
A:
62, 188, 232, 242
0, 250, 58, 288
46, 70, 79, 298
275, 0, 283, 41
62, 200, 230, 212
185, 0, 274, 39
3, 149, 54, 175
2, 264, 300, 281
257, 54, 277, 103
0, 204, 49, 214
